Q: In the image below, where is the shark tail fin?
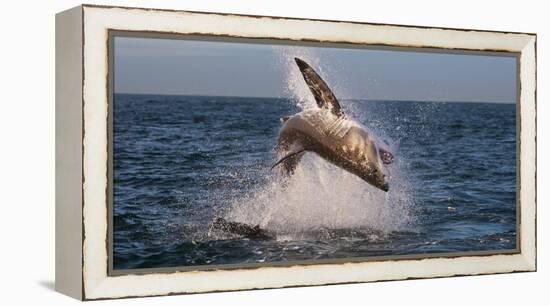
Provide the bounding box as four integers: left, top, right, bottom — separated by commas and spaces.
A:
294, 57, 344, 117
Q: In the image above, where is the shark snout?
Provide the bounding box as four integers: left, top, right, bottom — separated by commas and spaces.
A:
371, 175, 389, 192
379, 171, 390, 192
368, 166, 389, 192
356, 167, 389, 192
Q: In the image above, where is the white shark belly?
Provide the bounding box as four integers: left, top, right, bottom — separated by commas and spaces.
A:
294, 109, 358, 140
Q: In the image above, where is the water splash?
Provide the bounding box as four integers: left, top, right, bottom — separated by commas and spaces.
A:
222, 47, 416, 237
226, 154, 414, 234
273, 46, 320, 110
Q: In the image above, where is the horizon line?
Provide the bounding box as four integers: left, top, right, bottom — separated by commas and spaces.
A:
114, 92, 516, 104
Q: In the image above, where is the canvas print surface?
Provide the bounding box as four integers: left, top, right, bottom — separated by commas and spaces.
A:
112, 36, 517, 270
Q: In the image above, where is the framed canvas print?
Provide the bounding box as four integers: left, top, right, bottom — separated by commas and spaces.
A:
55, 4, 537, 300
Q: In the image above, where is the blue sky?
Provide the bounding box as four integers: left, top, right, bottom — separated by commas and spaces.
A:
114, 36, 517, 103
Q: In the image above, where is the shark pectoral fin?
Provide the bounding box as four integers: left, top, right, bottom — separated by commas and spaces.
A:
271, 148, 306, 172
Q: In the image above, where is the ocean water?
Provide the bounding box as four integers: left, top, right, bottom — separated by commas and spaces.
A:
113, 94, 516, 270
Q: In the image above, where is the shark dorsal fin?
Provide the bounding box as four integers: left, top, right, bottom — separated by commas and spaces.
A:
295, 57, 344, 117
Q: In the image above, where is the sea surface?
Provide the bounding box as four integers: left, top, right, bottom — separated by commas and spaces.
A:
113, 94, 516, 270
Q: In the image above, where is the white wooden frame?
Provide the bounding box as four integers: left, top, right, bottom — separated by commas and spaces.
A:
55, 4, 536, 300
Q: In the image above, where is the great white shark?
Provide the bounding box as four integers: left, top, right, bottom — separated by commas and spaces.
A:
211, 57, 394, 239
273, 57, 394, 192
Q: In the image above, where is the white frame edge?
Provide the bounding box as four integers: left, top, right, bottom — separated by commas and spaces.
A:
55, 5, 84, 300
73, 5, 536, 300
